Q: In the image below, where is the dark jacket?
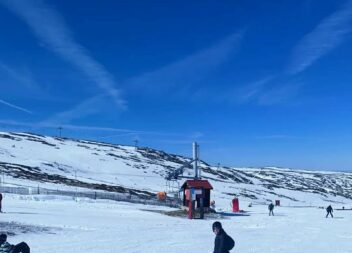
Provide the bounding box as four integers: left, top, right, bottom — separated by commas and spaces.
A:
268, 203, 274, 211
0, 242, 14, 253
213, 229, 230, 253
326, 205, 333, 212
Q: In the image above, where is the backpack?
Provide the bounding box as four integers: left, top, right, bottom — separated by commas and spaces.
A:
225, 234, 235, 251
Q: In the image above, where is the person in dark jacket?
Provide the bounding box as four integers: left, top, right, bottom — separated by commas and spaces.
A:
0, 193, 2, 213
268, 203, 274, 216
212, 221, 234, 253
0, 234, 30, 253
326, 205, 333, 218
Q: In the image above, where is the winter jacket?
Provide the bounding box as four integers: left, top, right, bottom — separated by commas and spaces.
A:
0, 242, 14, 253
213, 229, 230, 253
326, 206, 333, 212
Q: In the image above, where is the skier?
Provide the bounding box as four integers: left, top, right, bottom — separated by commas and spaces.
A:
212, 221, 235, 253
326, 205, 333, 218
0, 234, 30, 253
0, 193, 2, 213
268, 202, 274, 216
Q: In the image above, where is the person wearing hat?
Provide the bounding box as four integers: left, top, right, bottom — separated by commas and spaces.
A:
212, 221, 235, 253
0, 234, 30, 253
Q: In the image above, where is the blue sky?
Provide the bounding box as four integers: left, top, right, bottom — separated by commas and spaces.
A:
1, 0, 352, 171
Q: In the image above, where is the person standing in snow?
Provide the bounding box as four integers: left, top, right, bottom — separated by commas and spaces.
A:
268, 202, 274, 216
0, 193, 2, 213
0, 234, 30, 253
326, 205, 333, 218
212, 221, 235, 253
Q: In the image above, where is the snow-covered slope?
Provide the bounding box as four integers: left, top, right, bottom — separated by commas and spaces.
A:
1, 132, 352, 207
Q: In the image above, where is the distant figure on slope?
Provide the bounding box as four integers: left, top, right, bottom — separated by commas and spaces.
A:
0, 193, 2, 213
0, 234, 30, 253
212, 221, 235, 253
268, 202, 274, 216
326, 205, 333, 218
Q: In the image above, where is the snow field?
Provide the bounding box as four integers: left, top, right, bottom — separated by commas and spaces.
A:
1, 194, 352, 253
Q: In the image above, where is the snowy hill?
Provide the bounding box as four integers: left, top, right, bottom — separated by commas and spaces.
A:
1, 131, 352, 208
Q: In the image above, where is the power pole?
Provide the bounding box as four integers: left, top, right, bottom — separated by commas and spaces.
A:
75, 170, 77, 194
134, 139, 139, 150
57, 127, 63, 138
193, 142, 200, 179
1, 165, 5, 189
0, 166, 2, 190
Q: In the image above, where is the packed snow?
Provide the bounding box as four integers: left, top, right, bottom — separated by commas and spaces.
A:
1, 194, 351, 253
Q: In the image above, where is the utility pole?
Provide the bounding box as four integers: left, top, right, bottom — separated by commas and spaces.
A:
0, 166, 2, 190
74, 169, 77, 200
193, 142, 200, 179
1, 165, 5, 189
57, 127, 63, 138
134, 139, 139, 150
217, 163, 220, 172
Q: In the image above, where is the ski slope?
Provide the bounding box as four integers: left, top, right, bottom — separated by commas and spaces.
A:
1, 132, 352, 208
1, 194, 351, 253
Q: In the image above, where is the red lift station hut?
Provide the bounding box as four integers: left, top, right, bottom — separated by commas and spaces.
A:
181, 179, 213, 219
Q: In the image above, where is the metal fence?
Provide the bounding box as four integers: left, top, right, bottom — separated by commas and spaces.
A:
0, 185, 181, 208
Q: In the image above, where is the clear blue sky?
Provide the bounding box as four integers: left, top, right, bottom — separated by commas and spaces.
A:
1, 0, 352, 171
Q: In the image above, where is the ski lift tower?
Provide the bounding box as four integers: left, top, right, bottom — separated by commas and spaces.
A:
165, 142, 213, 219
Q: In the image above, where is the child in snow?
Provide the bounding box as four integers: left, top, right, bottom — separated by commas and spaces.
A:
0, 234, 30, 253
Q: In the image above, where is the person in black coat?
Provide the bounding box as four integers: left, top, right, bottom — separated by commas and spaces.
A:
326, 205, 333, 218
212, 221, 234, 253
0, 234, 30, 253
268, 203, 274, 216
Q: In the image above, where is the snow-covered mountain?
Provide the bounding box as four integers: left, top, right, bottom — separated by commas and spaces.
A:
1, 131, 351, 207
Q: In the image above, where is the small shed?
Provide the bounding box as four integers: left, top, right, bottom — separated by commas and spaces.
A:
181, 179, 213, 209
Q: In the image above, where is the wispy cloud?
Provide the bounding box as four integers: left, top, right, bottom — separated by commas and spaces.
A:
254, 134, 304, 140
0, 62, 49, 98
0, 98, 33, 114
40, 95, 106, 125
0, 119, 199, 138
127, 32, 243, 95
256, 81, 303, 105
0, 62, 37, 90
235, 76, 275, 103
287, 0, 352, 74
1, 0, 126, 108
192, 76, 275, 104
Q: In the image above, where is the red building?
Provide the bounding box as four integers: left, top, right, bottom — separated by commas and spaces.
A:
181, 179, 213, 218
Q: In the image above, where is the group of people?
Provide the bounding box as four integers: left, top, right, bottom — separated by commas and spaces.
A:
210, 203, 334, 253
0, 193, 30, 253
0, 234, 30, 253
267, 202, 335, 218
